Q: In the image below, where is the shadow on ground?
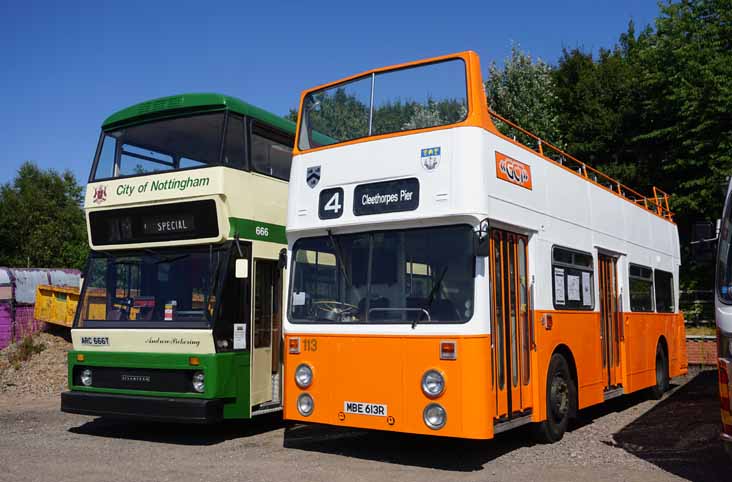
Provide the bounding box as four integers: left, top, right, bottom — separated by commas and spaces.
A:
284, 422, 534, 472
613, 369, 729, 482
68, 412, 285, 446
282, 386, 676, 473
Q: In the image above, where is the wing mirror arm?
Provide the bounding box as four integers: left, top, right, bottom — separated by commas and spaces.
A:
278, 248, 288, 271
474, 218, 490, 258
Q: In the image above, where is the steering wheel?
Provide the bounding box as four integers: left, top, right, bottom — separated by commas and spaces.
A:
310, 300, 359, 322
112, 296, 133, 320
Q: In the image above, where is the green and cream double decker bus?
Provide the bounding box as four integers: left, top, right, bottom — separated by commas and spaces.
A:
61, 93, 294, 422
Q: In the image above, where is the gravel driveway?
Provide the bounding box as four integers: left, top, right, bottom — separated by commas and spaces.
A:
0, 369, 728, 482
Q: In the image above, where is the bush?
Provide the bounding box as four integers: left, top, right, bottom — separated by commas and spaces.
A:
6, 335, 46, 369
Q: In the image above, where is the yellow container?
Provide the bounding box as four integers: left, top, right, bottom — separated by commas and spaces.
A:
34, 284, 80, 328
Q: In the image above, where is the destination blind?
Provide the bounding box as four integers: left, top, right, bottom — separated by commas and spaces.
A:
353, 178, 419, 216
89, 200, 219, 245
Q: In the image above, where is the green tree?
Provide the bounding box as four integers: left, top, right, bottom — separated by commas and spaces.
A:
553, 22, 652, 186
0, 162, 88, 269
485, 44, 563, 148
637, 0, 732, 226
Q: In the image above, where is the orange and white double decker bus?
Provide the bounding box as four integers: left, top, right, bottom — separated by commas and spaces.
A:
282, 51, 688, 441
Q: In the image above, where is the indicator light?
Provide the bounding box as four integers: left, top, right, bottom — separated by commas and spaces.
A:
289, 337, 301, 354
440, 341, 457, 360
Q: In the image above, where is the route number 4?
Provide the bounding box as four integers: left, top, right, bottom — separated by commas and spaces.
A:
324, 191, 342, 214
318, 187, 344, 220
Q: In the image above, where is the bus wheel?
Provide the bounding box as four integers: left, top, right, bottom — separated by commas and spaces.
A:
651, 342, 669, 400
535, 353, 576, 443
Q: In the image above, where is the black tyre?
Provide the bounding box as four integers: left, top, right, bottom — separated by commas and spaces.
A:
724, 440, 732, 459
535, 353, 576, 443
651, 342, 670, 400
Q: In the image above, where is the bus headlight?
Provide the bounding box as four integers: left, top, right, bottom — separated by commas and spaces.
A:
297, 393, 314, 416
80, 368, 92, 386
192, 371, 205, 393
423, 403, 447, 430
421, 369, 445, 398
295, 364, 313, 388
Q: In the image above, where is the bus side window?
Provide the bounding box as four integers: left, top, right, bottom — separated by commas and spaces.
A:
222, 114, 246, 168
251, 123, 293, 181
629, 264, 654, 312
551, 246, 594, 310
654, 269, 674, 313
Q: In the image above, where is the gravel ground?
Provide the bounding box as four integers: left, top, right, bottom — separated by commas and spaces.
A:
0, 368, 728, 482
0, 330, 71, 397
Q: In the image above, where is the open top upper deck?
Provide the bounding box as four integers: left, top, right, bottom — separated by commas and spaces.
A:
292, 51, 673, 224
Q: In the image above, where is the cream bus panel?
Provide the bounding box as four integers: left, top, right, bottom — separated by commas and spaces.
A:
86, 166, 289, 250
72, 329, 216, 354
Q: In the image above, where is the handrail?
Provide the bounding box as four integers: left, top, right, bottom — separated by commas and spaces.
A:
488, 110, 674, 222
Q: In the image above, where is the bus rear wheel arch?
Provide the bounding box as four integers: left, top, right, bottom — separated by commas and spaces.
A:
535, 350, 577, 443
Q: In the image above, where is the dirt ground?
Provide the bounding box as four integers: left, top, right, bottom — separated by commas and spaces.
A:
0, 369, 729, 482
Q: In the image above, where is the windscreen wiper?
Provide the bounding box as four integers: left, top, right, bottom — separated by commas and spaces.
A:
327, 229, 352, 288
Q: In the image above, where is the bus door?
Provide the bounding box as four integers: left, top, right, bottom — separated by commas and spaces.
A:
598, 254, 621, 388
490, 230, 532, 420
251, 259, 283, 406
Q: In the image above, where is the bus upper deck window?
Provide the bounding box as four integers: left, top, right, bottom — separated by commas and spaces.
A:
251, 125, 293, 181
298, 58, 468, 151
93, 134, 117, 180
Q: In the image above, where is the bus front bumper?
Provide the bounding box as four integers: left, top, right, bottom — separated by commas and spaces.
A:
61, 391, 224, 424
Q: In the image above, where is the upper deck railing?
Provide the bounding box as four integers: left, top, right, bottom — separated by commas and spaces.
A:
488, 110, 674, 222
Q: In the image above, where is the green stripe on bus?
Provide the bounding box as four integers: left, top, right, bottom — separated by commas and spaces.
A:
68, 350, 253, 419
229, 217, 287, 244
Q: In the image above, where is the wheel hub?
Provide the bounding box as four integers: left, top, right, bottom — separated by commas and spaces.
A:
550, 373, 569, 421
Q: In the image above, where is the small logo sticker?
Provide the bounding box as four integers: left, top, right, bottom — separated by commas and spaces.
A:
420, 147, 441, 171
495, 152, 532, 190
92, 185, 107, 204
306, 166, 321, 188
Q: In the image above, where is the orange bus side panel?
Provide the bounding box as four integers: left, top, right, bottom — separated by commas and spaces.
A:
532, 310, 604, 416
623, 312, 686, 393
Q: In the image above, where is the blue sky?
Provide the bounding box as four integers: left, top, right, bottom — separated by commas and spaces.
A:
0, 0, 661, 186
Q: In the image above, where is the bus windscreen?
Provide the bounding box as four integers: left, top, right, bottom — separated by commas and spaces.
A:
289, 225, 474, 324
92, 112, 227, 181
298, 58, 468, 150
76, 246, 228, 328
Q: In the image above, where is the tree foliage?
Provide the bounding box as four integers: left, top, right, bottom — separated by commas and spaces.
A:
548, 1, 732, 288
485, 44, 563, 148
0, 162, 87, 269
